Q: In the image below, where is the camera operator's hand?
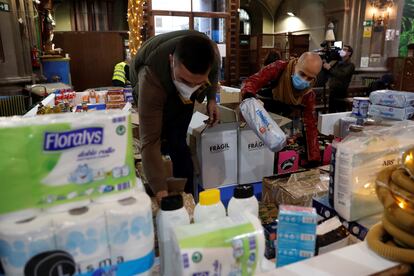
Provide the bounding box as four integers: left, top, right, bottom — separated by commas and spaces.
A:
323, 62, 331, 70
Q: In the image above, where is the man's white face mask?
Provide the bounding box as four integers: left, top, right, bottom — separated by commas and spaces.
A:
172, 59, 202, 100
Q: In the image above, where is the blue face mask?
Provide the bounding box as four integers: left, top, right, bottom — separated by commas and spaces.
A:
291, 73, 310, 90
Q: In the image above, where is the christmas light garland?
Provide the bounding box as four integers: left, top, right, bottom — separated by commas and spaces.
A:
128, 0, 145, 57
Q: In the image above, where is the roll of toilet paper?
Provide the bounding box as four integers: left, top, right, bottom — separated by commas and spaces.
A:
0, 215, 55, 276
52, 204, 110, 275
172, 213, 265, 276
103, 192, 154, 275
93, 189, 137, 204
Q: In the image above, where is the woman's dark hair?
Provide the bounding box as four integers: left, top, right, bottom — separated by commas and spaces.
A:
174, 35, 215, 74
264, 51, 281, 66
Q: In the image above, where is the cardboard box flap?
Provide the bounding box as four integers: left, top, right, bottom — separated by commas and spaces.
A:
221, 86, 241, 93
201, 122, 239, 136
220, 86, 241, 104
188, 111, 209, 136
218, 104, 239, 123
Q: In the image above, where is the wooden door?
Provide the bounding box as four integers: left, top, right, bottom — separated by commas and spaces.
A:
53, 31, 127, 91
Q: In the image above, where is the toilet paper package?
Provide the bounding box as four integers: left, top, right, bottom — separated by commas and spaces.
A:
0, 110, 135, 218
240, 98, 286, 152
172, 214, 265, 276
369, 90, 414, 108
333, 121, 414, 221
98, 192, 155, 275
368, 104, 414, 120
51, 204, 110, 275
0, 215, 56, 276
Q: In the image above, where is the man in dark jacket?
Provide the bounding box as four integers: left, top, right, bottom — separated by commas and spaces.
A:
324, 45, 355, 113
130, 30, 220, 202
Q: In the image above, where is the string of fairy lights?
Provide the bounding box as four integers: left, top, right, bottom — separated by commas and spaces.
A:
127, 0, 145, 57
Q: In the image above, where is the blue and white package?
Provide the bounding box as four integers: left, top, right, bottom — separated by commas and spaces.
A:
123, 87, 134, 103
368, 104, 414, 120
351, 97, 369, 118
276, 205, 317, 268
369, 90, 414, 108
240, 98, 286, 152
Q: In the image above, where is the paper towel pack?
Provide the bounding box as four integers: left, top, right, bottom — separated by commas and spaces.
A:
368, 104, 414, 120
369, 90, 414, 108
172, 214, 265, 276
0, 110, 136, 220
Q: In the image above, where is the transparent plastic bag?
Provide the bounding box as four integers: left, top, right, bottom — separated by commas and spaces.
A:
240, 98, 286, 152
334, 121, 414, 221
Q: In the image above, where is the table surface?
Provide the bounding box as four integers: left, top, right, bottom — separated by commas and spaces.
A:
258, 242, 401, 276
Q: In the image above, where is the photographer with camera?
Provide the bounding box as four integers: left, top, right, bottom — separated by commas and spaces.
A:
323, 45, 355, 113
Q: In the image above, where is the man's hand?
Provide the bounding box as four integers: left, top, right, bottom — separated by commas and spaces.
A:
206, 99, 219, 127
156, 190, 168, 204
323, 63, 331, 70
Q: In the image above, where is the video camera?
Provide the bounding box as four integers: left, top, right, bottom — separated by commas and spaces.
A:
315, 41, 342, 63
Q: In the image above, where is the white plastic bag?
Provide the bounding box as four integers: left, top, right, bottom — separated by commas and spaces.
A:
240, 98, 286, 152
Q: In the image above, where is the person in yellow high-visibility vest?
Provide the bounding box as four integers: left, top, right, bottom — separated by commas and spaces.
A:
112, 60, 130, 87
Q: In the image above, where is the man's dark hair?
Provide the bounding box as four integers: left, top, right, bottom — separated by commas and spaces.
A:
174, 35, 215, 74
344, 45, 353, 56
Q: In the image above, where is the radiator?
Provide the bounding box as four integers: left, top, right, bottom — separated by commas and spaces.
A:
0, 95, 26, 117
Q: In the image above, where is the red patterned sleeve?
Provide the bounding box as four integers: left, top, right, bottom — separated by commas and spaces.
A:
302, 91, 321, 162
241, 60, 288, 97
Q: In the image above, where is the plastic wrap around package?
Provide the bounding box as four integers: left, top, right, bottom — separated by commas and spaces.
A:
368, 104, 414, 121
369, 90, 414, 108
333, 121, 414, 221
0, 110, 135, 220
240, 98, 286, 152
172, 214, 265, 276
262, 170, 329, 207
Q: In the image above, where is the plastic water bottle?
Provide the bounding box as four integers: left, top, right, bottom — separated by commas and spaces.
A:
156, 195, 190, 276
194, 189, 226, 223
228, 184, 259, 218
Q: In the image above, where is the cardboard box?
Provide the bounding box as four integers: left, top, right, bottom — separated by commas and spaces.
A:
192, 120, 239, 189
263, 170, 328, 207
276, 205, 317, 267
317, 112, 352, 136
312, 196, 381, 241
219, 85, 241, 104
238, 126, 275, 184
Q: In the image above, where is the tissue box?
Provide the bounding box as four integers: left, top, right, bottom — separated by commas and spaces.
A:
276, 205, 317, 267
263, 170, 328, 207
313, 196, 381, 241
369, 104, 414, 120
